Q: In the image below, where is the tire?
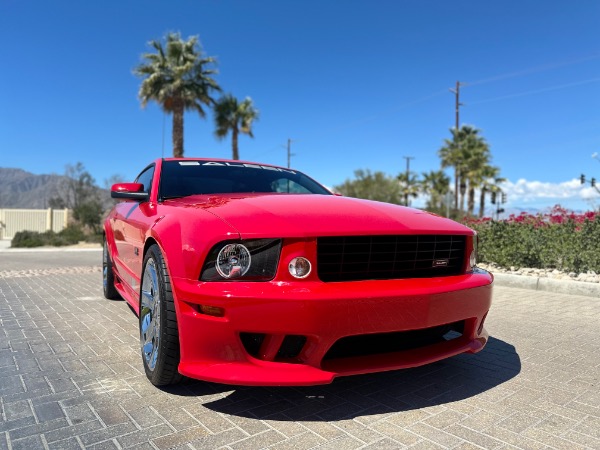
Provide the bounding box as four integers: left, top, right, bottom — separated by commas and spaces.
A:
103, 237, 120, 300
139, 244, 182, 386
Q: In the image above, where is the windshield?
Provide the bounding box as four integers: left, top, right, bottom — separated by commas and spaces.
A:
159, 161, 332, 200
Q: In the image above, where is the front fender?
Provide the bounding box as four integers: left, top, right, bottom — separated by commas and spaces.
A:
147, 211, 240, 281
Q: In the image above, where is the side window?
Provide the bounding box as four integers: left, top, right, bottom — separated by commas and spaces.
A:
135, 166, 155, 193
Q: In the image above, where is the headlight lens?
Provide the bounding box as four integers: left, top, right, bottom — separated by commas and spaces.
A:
201, 239, 281, 281
216, 244, 251, 279
469, 233, 478, 270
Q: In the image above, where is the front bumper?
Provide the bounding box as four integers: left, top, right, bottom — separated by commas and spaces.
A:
172, 271, 493, 386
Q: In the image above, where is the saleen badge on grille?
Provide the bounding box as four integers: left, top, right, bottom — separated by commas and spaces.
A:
433, 259, 449, 267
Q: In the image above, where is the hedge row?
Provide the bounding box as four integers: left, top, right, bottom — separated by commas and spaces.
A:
465, 206, 600, 273
11, 225, 100, 248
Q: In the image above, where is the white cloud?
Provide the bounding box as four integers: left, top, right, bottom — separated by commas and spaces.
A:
500, 178, 599, 206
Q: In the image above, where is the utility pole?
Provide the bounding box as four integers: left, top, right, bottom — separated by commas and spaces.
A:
449, 80, 464, 130
449, 81, 465, 211
286, 139, 295, 169
403, 156, 414, 206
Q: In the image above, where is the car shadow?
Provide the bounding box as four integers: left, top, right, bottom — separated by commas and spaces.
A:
159, 336, 520, 421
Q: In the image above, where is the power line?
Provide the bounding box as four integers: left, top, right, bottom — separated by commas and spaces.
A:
468, 53, 600, 87
469, 77, 600, 106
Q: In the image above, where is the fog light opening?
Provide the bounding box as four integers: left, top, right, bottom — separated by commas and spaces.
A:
198, 305, 225, 317
289, 257, 312, 279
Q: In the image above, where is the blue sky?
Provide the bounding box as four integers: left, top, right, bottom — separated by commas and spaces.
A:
1, 0, 599, 214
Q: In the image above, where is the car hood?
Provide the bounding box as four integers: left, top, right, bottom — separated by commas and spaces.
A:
164, 194, 473, 238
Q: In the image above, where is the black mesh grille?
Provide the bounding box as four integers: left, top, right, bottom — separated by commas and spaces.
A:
317, 235, 466, 282
323, 321, 465, 361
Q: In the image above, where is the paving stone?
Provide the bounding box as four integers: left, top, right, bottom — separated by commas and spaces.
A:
1, 253, 600, 450
9, 434, 47, 450
266, 431, 326, 450
43, 419, 104, 443
46, 436, 85, 450
33, 401, 65, 422
115, 423, 173, 448
359, 437, 407, 449
151, 426, 210, 449
369, 421, 421, 446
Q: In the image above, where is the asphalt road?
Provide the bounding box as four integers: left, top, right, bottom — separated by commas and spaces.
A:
1, 250, 599, 449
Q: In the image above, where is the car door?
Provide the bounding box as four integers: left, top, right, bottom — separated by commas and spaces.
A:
112, 165, 156, 296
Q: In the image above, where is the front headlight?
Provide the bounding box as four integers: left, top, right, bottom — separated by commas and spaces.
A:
200, 239, 281, 281
469, 233, 478, 271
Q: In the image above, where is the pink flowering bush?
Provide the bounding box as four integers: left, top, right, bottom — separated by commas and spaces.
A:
464, 205, 600, 272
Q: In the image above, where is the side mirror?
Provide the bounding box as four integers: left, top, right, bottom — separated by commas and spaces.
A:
111, 183, 149, 201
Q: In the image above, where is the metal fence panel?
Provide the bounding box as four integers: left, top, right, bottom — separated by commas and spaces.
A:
0, 208, 70, 240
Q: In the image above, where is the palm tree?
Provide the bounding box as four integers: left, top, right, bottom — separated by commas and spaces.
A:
438, 128, 462, 210
421, 170, 451, 213
479, 167, 505, 217
439, 126, 489, 214
213, 95, 259, 160
134, 32, 220, 157
464, 142, 491, 216
397, 172, 421, 207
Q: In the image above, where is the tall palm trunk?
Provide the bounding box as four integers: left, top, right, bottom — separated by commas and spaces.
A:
172, 100, 184, 158
453, 167, 458, 209
467, 185, 476, 216
459, 173, 466, 213
478, 188, 485, 218
231, 128, 239, 160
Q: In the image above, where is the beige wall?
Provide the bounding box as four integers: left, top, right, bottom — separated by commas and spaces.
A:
0, 208, 69, 240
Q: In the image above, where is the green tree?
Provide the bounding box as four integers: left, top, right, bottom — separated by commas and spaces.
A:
134, 32, 220, 157
397, 172, 421, 207
213, 94, 259, 160
49, 163, 104, 233
478, 166, 504, 218
421, 170, 451, 214
335, 170, 403, 204
438, 127, 463, 210
439, 125, 494, 215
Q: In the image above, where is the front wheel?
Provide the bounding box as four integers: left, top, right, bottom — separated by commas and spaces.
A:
139, 244, 181, 386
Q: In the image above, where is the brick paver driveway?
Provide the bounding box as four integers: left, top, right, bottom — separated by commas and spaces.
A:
1, 250, 599, 449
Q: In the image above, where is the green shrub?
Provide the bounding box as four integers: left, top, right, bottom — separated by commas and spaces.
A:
11, 224, 91, 248
466, 206, 600, 273
11, 230, 47, 248
58, 224, 86, 243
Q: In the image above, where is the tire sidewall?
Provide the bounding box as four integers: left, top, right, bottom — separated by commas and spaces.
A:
140, 244, 178, 385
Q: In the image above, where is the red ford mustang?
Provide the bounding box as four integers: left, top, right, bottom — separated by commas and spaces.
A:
103, 158, 493, 386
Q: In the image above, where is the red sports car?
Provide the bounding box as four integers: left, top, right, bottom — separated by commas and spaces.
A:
103, 158, 493, 386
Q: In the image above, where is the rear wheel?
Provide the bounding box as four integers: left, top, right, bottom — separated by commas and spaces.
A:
139, 244, 181, 386
103, 238, 120, 300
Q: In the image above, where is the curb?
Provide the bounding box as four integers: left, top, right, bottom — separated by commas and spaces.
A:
492, 272, 600, 298
0, 247, 101, 253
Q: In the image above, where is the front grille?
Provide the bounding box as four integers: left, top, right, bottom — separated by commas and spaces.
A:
317, 235, 466, 282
